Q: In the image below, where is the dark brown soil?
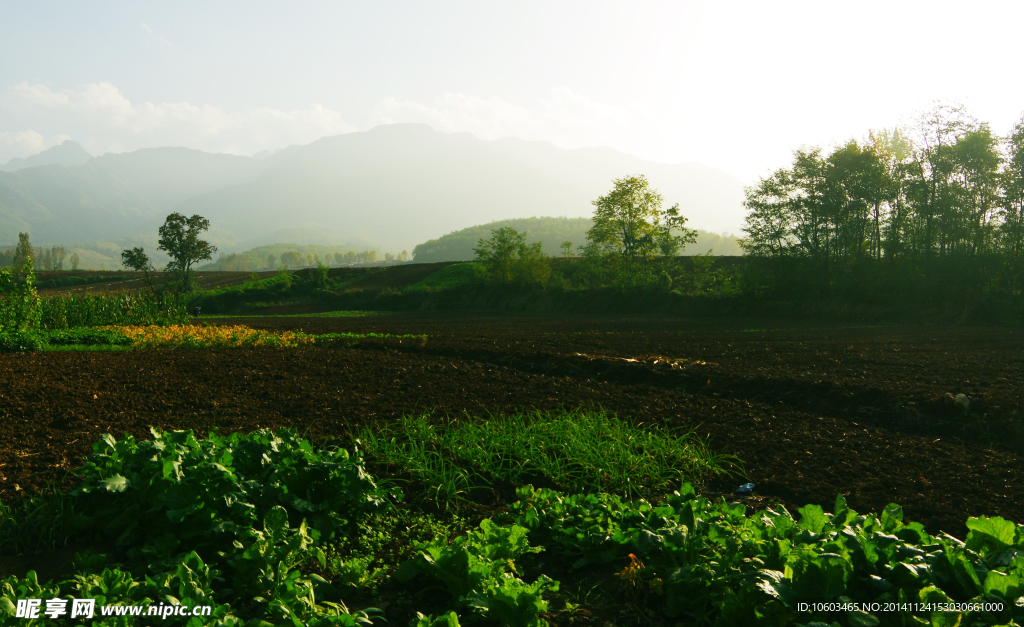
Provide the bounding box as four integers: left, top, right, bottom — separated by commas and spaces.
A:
1, 312, 1021, 541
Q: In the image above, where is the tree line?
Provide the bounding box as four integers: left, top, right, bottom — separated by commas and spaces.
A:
0, 238, 80, 271
742, 104, 1024, 265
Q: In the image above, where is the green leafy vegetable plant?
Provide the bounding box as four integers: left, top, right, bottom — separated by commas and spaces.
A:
511, 484, 1024, 626
396, 519, 556, 627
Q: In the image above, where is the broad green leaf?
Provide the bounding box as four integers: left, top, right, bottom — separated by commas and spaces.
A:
263, 505, 289, 534
814, 553, 852, 598
965, 516, 1017, 555
982, 570, 1023, 600
951, 551, 982, 596
832, 493, 858, 527
101, 474, 129, 492
797, 504, 827, 533
101, 433, 118, 449
918, 586, 960, 627
415, 611, 460, 627
879, 503, 904, 533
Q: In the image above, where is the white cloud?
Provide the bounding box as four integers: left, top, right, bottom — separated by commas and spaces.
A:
140, 22, 173, 50
0, 82, 358, 162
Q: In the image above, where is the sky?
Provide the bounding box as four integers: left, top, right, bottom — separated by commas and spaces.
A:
1, 0, 1022, 183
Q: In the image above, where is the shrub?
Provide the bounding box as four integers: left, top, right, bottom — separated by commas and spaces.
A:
73, 428, 398, 551
0, 331, 44, 353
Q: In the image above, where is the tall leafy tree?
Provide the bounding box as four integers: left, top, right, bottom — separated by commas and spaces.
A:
50, 246, 67, 271
11, 232, 33, 283
740, 167, 798, 257
121, 247, 157, 292
1002, 116, 1024, 259
869, 128, 914, 261
157, 213, 218, 291
0, 232, 40, 331
474, 227, 529, 285
947, 125, 1002, 255
913, 103, 977, 256
825, 141, 887, 261
789, 149, 830, 260
655, 203, 699, 256
587, 175, 694, 259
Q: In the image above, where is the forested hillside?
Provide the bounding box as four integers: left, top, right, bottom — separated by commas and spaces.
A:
412, 217, 742, 262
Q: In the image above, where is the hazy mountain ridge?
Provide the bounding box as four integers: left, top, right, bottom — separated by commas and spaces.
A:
0, 124, 747, 254
0, 140, 93, 172
91, 147, 269, 210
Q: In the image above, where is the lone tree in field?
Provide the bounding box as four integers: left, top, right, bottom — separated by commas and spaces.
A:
587, 175, 697, 259
157, 213, 217, 291
120, 247, 157, 292
474, 226, 549, 286
474, 226, 527, 285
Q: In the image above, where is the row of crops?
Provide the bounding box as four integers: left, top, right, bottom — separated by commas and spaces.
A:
0, 323, 426, 352
0, 290, 189, 336
1, 420, 1021, 626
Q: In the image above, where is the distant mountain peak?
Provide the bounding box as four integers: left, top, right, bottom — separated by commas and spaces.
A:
1, 140, 93, 172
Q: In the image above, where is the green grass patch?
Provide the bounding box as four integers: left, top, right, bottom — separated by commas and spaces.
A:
403, 263, 479, 292
0, 328, 134, 353
359, 409, 738, 506
42, 344, 135, 352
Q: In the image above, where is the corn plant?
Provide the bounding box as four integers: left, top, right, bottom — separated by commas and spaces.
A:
39, 292, 188, 329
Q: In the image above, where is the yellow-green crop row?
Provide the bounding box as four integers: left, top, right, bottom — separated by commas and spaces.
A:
99, 325, 425, 349
102, 324, 313, 348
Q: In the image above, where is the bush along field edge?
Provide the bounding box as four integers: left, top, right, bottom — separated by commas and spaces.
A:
0, 419, 1021, 627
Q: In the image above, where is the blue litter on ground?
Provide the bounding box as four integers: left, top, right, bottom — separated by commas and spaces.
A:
735, 483, 755, 494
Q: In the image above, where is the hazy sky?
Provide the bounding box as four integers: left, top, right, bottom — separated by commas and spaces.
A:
2, 0, 1022, 182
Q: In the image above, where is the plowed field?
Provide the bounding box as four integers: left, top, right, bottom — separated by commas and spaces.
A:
1, 313, 1021, 540
33, 270, 275, 295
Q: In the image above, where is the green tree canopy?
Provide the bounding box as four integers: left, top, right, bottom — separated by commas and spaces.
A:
474, 227, 528, 285
120, 246, 157, 291
586, 175, 696, 259
740, 104, 1019, 265
157, 213, 217, 289
0, 232, 39, 331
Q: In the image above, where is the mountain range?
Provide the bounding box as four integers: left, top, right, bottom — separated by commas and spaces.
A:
0, 125, 748, 254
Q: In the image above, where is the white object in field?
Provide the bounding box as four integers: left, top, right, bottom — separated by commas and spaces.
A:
954, 394, 970, 410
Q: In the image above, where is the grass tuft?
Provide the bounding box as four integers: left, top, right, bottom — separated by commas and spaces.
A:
359, 408, 739, 507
